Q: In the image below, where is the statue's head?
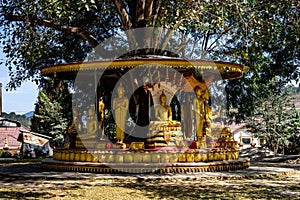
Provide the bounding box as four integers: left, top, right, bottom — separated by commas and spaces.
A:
194, 86, 210, 100
194, 86, 202, 98
117, 83, 125, 97
88, 106, 95, 117
159, 91, 167, 104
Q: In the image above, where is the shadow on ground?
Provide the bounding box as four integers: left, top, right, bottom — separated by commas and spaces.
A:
117, 175, 300, 199
0, 191, 56, 199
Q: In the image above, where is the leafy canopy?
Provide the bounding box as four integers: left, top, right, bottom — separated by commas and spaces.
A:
30, 79, 72, 146
246, 89, 300, 154
0, 0, 299, 121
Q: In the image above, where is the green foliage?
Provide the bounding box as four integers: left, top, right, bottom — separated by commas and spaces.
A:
31, 79, 72, 147
0, 151, 12, 158
246, 91, 300, 154
1, 1, 298, 85
224, 0, 299, 121
0, 0, 299, 124
0, 0, 118, 89
2, 112, 30, 127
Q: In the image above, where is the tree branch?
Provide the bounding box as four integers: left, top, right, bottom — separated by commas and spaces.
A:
4, 13, 99, 48
144, 0, 154, 21
113, 0, 132, 30
206, 26, 234, 52
152, 0, 161, 26
135, 0, 145, 26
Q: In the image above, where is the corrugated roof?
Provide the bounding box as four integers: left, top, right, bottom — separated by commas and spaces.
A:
0, 123, 29, 149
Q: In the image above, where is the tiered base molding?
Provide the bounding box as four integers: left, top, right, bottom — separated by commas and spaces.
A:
41, 158, 250, 173
51, 148, 240, 163
41, 148, 250, 173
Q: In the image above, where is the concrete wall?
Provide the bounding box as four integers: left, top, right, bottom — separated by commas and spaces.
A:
233, 129, 263, 149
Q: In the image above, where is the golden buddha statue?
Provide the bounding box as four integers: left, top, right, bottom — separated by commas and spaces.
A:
155, 91, 172, 122
193, 86, 205, 142
194, 87, 221, 147
67, 107, 82, 134
84, 106, 98, 139
202, 89, 221, 137
64, 106, 82, 149
98, 97, 105, 140
113, 83, 129, 144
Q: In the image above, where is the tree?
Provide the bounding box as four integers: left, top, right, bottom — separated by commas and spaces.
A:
2, 112, 30, 127
246, 89, 300, 154
31, 79, 72, 147
0, 0, 119, 89
224, 0, 299, 121
0, 0, 299, 121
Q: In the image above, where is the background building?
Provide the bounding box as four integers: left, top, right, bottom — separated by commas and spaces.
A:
0, 118, 29, 156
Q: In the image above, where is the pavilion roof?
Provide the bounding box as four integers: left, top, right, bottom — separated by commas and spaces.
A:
41, 58, 247, 81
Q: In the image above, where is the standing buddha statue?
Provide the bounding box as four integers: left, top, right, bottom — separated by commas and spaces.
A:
193, 86, 205, 145
113, 83, 129, 144
98, 97, 105, 140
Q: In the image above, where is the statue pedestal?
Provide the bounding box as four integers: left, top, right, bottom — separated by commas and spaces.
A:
214, 135, 238, 149
196, 141, 206, 149
147, 121, 183, 148
43, 148, 248, 173
76, 136, 96, 149
129, 142, 145, 150
75, 136, 111, 150
195, 136, 207, 149
96, 140, 111, 149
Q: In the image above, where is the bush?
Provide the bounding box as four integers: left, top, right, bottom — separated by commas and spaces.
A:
0, 151, 12, 158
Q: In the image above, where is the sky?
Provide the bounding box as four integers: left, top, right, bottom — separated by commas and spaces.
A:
0, 50, 39, 115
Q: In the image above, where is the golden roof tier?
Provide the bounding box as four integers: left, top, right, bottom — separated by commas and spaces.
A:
40, 58, 247, 80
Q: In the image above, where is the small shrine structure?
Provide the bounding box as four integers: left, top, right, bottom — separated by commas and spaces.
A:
41, 56, 250, 173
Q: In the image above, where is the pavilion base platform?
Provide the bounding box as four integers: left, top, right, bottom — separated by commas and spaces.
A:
41, 158, 250, 173
41, 148, 250, 174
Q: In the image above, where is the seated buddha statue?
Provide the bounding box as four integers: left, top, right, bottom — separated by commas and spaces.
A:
64, 106, 82, 149
82, 106, 98, 140
147, 91, 183, 148
155, 91, 172, 122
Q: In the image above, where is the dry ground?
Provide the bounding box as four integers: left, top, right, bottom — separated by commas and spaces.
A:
0, 165, 300, 200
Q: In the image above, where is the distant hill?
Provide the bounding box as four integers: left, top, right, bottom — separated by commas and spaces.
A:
2, 112, 31, 128
24, 111, 34, 118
